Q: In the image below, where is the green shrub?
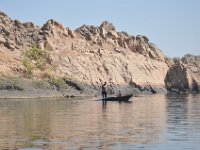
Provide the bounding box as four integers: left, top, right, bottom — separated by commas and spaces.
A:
22, 45, 50, 78
0, 80, 4, 89
22, 58, 35, 78
51, 77, 68, 89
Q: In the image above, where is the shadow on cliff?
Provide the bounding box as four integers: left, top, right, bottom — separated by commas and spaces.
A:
63, 78, 167, 98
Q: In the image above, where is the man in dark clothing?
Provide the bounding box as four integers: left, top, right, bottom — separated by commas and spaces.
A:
102, 82, 107, 98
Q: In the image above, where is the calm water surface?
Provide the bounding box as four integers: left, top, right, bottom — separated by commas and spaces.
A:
0, 94, 200, 150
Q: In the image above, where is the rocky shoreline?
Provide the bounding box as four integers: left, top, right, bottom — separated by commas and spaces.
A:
0, 77, 90, 99
0, 77, 158, 99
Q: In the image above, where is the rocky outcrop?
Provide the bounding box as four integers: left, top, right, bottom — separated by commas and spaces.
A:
165, 63, 189, 92
182, 54, 200, 92
41, 19, 75, 38
165, 54, 200, 93
0, 13, 43, 49
0, 11, 171, 96
75, 21, 165, 61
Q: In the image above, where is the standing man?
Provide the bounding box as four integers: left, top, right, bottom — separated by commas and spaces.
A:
102, 82, 107, 99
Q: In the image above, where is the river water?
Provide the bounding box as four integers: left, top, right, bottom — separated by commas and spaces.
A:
0, 94, 200, 150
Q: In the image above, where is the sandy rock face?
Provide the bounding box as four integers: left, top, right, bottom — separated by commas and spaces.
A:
49, 37, 168, 94
0, 11, 170, 94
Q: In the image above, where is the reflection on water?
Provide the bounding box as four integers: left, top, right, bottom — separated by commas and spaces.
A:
0, 94, 200, 150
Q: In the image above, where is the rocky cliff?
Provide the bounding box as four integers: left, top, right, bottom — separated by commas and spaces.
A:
1, 11, 199, 97
165, 54, 200, 93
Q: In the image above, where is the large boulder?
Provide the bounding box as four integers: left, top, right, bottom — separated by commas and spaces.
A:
100, 21, 116, 32
165, 63, 190, 92
182, 54, 200, 92
41, 19, 71, 38
41, 19, 65, 31
165, 54, 200, 93
75, 25, 100, 41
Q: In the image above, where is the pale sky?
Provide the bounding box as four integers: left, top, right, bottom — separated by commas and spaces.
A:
1, 0, 200, 57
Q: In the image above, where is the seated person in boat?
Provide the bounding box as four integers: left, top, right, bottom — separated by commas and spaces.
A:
117, 90, 122, 97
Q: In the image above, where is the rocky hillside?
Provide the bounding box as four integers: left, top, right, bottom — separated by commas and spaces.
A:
0, 11, 199, 96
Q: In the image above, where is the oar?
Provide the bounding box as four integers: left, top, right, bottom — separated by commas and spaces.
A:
95, 99, 103, 101
95, 97, 108, 101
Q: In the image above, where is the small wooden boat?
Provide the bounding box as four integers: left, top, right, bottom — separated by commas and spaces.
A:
102, 94, 133, 101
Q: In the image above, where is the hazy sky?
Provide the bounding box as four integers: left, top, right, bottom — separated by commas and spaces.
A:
1, 0, 199, 57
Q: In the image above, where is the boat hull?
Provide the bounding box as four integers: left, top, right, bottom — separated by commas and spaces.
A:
102, 94, 133, 101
